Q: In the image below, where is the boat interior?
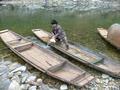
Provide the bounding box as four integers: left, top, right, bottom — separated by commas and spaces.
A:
32, 29, 103, 64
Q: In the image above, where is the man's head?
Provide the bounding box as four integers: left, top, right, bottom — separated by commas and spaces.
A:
51, 19, 58, 25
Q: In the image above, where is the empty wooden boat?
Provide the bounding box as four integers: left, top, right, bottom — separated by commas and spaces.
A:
32, 29, 120, 78
0, 30, 94, 87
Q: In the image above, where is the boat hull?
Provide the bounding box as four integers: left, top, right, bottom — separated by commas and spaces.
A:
0, 30, 94, 87
32, 29, 120, 78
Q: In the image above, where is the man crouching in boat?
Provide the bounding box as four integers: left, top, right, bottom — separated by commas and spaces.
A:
50, 19, 69, 50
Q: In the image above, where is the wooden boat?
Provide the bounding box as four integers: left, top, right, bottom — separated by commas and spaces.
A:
0, 30, 94, 87
97, 28, 120, 49
32, 29, 120, 78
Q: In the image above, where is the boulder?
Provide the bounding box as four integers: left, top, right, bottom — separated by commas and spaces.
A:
107, 23, 120, 48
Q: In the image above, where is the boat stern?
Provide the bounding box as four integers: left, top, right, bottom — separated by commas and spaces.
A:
0, 29, 9, 34
75, 74, 94, 87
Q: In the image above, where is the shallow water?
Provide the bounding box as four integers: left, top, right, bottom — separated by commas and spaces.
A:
0, 5, 120, 89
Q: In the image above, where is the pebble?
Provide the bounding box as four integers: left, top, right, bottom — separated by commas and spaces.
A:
26, 76, 37, 83
9, 63, 21, 71
8, 72, 14, 78
39, 84, 50, 90
21, 75, 28, 83
60, 84, 68, 90
11, 75, 21, 84
96, 78, 101, 84
15, 71, 22, 76
11, 66, 26, 73
20, 84, 30, 90
102, 74, 109, 79
36, 78, 42, 85
29, 86, 37, 90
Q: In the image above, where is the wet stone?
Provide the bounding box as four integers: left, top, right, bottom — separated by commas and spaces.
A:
39, 84, 50, 90
26, 76, 37, 83
29, 86, 37, 90
8, 72, 14, 78
102, 74, 109, 79
0, 78, 10, 90
9, 63, 21, 71
20, 84, 30, 90
0, 64, 8, 76
8, 80, 21, 90
96, 78, 101, 84
15, 71, 22, 76
60, 84, 68, 90
21, 75, 28, 83
11, 75, 21, 84
11, 66, 26, 73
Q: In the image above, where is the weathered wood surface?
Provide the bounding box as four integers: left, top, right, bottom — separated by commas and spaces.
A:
32, 29, 120, 78
97, 28, 108, 40
0, 29, 94, 87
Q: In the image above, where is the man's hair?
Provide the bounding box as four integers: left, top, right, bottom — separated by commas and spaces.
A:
51, 19, 58, 25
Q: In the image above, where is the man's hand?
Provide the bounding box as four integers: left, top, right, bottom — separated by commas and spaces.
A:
50, 36, 56, 43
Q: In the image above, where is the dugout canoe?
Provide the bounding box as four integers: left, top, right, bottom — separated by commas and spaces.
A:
0, 29, 94, 87
32, 29, 120, 78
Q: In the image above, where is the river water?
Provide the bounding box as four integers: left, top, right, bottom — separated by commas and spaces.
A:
0, 4, 120, 90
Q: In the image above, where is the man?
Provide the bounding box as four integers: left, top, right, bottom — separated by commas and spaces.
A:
50, 19, 69, 50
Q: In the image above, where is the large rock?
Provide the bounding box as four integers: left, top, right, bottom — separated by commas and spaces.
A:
107, 23, 120, 48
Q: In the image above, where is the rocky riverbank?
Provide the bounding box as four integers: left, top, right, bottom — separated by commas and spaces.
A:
0, 59, 57, 90
0, 53, 120, 90
0, 0, 120, 11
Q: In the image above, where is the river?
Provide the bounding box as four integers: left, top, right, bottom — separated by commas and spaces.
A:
0, 4, 120, 90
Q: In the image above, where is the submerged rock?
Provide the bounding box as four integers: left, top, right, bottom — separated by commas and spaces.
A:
29, 86, 37, 90
20, 84, 30, 90
8, 80, 21, 90
0, 78, 10, 90
0, 64, 8, 76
